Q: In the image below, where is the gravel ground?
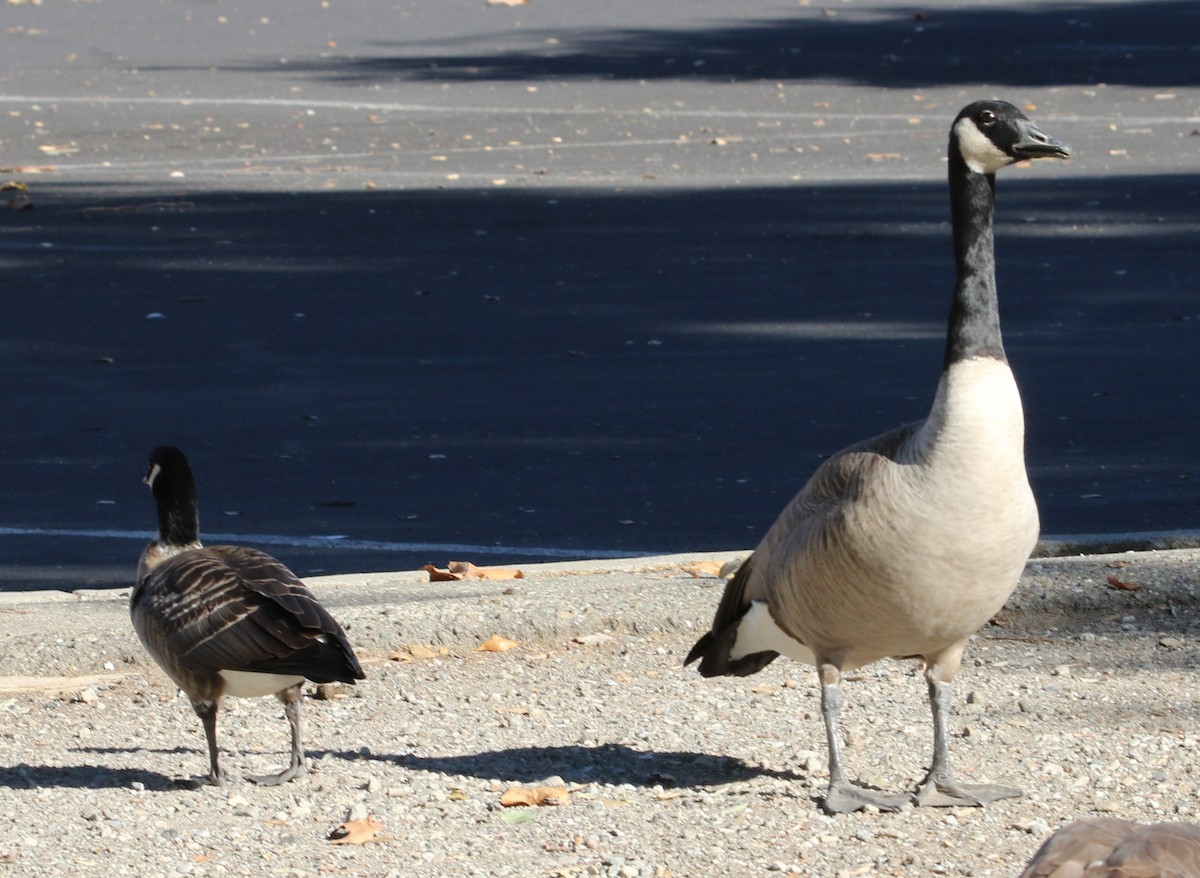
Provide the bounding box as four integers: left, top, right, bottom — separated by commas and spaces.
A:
2, 549, 1199, 878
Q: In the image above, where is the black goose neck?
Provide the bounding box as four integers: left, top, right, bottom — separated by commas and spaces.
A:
943, 150, 1006, 370
154, 469, 200, 547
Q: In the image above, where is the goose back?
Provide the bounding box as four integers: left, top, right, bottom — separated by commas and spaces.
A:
131, 545, 364, 702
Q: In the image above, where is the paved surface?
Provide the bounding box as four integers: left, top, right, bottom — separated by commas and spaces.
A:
2, 548, 1200, 875
2, 0, 1199, 589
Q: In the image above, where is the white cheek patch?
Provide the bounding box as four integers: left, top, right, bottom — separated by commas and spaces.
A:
146, 462, 162, 489
954, 117, 1011, 174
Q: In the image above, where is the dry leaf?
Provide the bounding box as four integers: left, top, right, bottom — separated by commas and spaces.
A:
682, 560, 725, 578
1106, 573, 1143, 592
477, 634, 519, 653
500, 785, 569, 807
424, 561, 525, 581
447, 788, 470, 801
328, 815, 383, 845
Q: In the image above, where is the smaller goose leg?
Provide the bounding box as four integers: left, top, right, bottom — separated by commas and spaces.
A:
916, 671, 1021, 807
818, 663, 909, 814
193, 699, 226, 786
248, 684, 306, 786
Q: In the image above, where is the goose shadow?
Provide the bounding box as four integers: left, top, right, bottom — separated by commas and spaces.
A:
0, 761, 176, 791
317, 742, 806, 789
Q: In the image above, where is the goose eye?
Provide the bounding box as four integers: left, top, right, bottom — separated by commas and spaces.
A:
978, 109, 996, 126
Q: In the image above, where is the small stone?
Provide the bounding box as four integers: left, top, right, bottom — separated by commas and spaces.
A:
1160, 637, 1184, 650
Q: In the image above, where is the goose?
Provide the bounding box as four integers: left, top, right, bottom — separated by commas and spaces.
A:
1019, 819, 1200, 877
130, 446, 365, 785
684, 101, 1070, 813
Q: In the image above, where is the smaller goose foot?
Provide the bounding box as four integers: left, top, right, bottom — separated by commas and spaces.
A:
247, 763, 306, 786
176, 769, 226, 790
823, 781, 910, 814
916, 777, 1021, 808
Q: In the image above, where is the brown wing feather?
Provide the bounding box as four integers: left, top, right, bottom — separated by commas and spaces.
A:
1018, 819, 1139, 878
685, 420, 921, 677
131, 546, 364, 690
1103, 823, 1200, 878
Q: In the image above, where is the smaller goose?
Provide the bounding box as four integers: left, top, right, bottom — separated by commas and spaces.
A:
130, 446, 364, 785
1019, 819, 1200, 877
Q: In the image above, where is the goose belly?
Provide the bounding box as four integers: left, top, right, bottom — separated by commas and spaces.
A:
219, 670, 305, 698
766, 414, 1037, 664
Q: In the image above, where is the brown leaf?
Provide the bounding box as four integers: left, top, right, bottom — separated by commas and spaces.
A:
424, 561, 525, 581
423, 563, 461, 582
682, 560, 725, 579
1106, 573, 1143, 592
328, 816, 383, 845
500, 785, 569, 807
450, 561, 525, 580
477, 634, 519, 653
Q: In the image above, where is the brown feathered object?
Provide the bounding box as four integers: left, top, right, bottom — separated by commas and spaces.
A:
130, 446, 364, 785
1019, 819, 1200, 878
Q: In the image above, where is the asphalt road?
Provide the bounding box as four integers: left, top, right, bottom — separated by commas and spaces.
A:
2, 0, 1198, 589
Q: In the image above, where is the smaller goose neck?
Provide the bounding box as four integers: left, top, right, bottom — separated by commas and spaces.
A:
943, 155, 1005, 370
154, 476, 200, 548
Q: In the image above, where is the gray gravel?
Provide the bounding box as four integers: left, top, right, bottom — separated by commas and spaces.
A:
2, 548, 1200, 877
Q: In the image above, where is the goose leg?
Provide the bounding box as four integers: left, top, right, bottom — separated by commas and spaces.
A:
248, 684, 306, 786
916, 672, 1021, 807
818, 663, 909, 814
193, 699, 226, 786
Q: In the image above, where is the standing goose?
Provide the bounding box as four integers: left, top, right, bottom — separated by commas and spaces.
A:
131, 446, 365, 785
685, 101, 1070, 813
1019, 819, 1200, 877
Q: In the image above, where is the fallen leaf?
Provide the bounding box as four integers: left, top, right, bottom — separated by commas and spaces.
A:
447, 788, 470, 801
501, 785, 569, 807
682, 560, 724, 578
1106, 573, 1143, 592
424, 561, 525, 581
500, 809, 535, 824
328, 815, 383, 845
573, 633, 614, 647
477, 634, 519, 653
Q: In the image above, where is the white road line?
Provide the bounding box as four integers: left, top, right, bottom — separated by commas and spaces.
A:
0, 526, 642, 560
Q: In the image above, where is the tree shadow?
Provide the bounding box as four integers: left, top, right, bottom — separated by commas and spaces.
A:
319, 741, 805, 789
146, 0, 1200, 88
3, 172, 1199, 587
0, 761, 176, 791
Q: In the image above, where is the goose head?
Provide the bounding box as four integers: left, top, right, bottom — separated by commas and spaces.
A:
145, 445, 193, 496
951, 100, 1071, 176
144, 446, 199, 539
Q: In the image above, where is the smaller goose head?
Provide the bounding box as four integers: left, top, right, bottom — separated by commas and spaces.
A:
145, 446, 193, 495
144, 446, 199, 539
952, 100, 1071, 176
